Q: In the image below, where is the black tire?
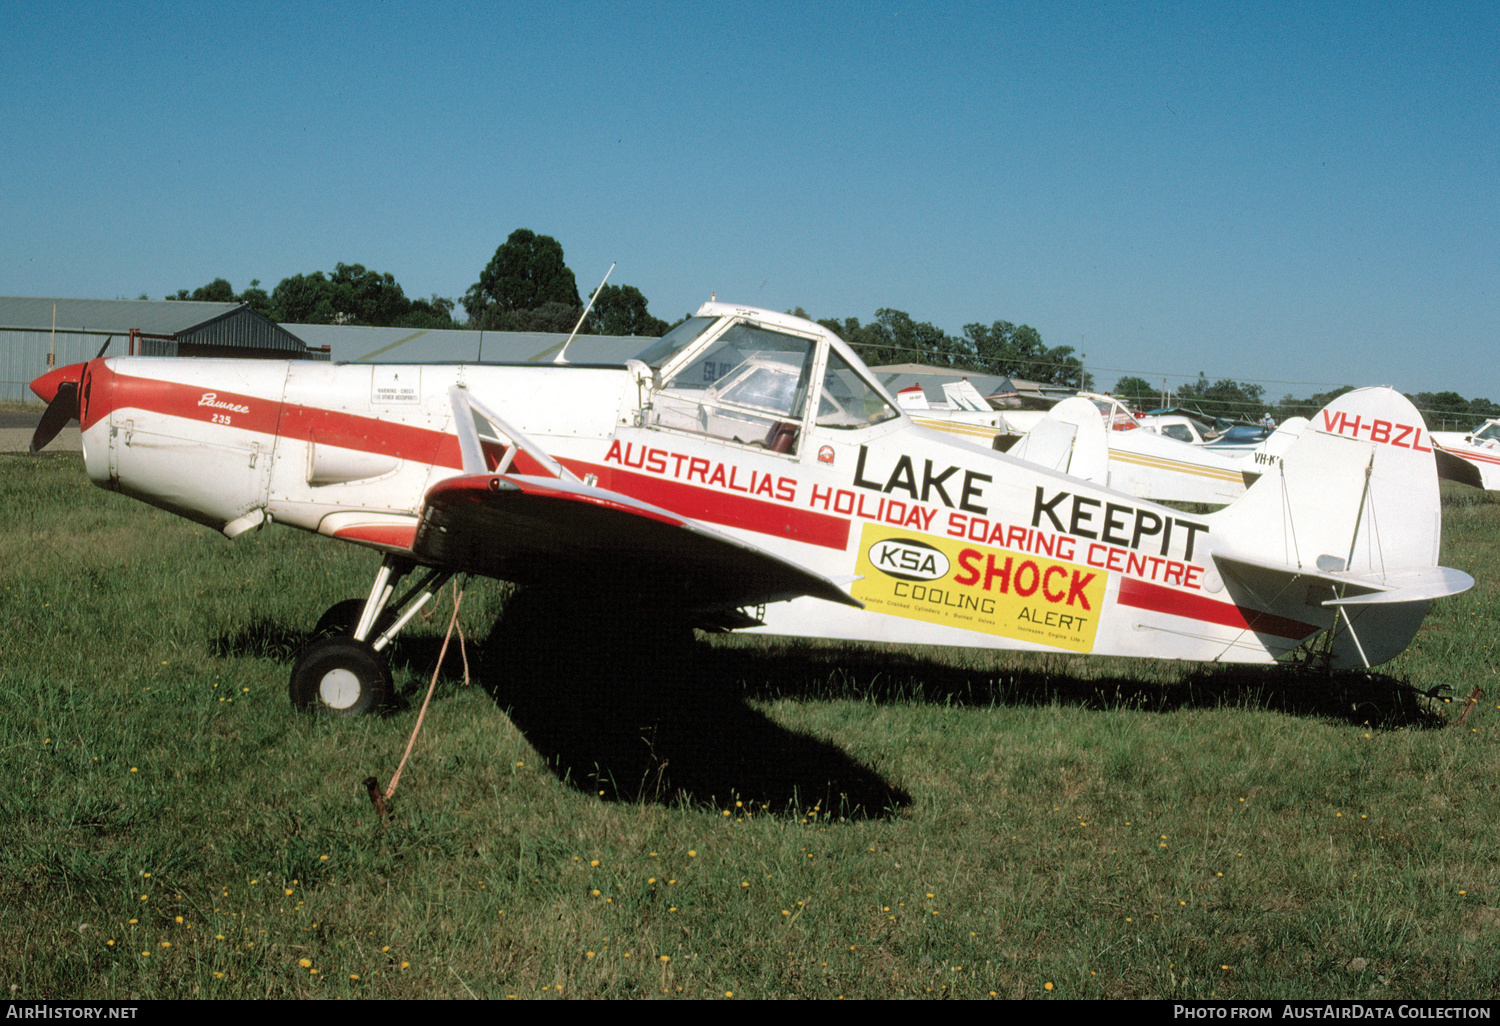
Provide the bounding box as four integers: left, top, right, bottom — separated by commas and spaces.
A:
289, 636, 392, 715
313, 598, 397, 641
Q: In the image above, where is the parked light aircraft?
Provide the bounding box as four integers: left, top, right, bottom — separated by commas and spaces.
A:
30, 302, 1471, 715
897, 384, 1307, 506
1432, 419, 1500, 491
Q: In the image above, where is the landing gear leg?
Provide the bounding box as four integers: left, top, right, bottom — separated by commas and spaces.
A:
290, 555, 455, 714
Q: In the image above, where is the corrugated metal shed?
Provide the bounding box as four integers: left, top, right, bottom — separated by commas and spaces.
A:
0, 296, 321, 402
283, 323, 653, 365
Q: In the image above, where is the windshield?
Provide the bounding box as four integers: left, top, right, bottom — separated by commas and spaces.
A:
1475, 422, 1500, 443
634, 317, 718, 368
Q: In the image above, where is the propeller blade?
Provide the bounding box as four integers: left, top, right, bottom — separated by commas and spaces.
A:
31, 381, 79, 454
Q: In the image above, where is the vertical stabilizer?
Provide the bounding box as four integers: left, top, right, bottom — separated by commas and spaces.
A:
1208, 388, 1444, 667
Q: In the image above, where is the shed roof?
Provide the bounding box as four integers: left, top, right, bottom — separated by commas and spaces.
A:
0, 296, 245, 336
283, 323, 652, 365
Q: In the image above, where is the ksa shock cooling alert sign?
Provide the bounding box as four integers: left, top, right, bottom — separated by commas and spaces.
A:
851, 524, 1107, 652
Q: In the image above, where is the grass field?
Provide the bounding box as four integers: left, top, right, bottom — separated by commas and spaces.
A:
2, 454, 1497, 1000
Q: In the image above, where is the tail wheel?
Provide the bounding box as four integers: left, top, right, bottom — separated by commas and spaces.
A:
289, 636, 392, 715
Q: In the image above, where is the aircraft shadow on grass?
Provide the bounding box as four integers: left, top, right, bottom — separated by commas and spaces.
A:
210, 611, 914, 818
212, 604, 1447, 816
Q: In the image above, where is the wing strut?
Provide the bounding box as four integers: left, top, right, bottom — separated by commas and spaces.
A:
448, 386, 579, 482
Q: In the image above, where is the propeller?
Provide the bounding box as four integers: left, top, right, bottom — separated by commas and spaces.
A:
28, 338, 109, 454
30, 379, 79, 454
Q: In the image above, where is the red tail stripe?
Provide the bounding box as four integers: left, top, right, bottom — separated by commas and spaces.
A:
1118, 577, 1318, 640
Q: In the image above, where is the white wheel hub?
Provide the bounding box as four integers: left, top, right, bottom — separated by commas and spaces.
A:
319, 667, 363, 709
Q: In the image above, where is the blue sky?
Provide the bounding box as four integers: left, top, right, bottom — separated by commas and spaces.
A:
3, 2, 1495, 399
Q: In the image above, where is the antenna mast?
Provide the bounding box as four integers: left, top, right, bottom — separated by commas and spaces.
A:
555, 262, 616, 364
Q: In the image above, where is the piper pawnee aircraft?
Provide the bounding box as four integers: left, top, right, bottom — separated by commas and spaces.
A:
1432, 419, 1500, 492
30, 302, 1472, 714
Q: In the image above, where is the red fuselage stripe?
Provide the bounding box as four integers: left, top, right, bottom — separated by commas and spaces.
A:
102, 371, 852, 550
577, 460, 851, 550
332, 524, 420, 548
1117, 576, 1317, 640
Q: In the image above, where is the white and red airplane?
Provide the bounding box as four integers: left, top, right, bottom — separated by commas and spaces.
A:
30, 302, 1472, 714
1432, 419, 1500, 492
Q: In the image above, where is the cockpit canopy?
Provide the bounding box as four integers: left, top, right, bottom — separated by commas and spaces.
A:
1471, 420, 1500, 445
636, 304, 899, 455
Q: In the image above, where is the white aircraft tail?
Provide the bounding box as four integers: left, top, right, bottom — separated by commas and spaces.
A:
1207, 388, 1470, 668
1006, 396, 1109, 483
941, 379, 992, 411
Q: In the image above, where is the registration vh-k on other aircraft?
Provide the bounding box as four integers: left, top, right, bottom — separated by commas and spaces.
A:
29, 302, 1473, 714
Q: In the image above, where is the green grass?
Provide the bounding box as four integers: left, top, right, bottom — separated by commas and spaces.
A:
2, 455, 1498, 999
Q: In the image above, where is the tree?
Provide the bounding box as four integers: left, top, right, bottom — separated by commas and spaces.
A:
397, 295, 461, 330
587, 284, 669, 337
167, 278, 273, 319
962, 320, 1083, 386
1175, 374, 1266, 422
1275, 386, 1354, 422
1412, 391, 1476, 432
819, 309, 956, 368
1112, 376, 1161, 407
260, 263, 459, 327
464, 229, 581, 329
270, 271, 339, 324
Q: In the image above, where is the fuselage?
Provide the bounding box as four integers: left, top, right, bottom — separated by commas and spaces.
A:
65, 302, 1435, 667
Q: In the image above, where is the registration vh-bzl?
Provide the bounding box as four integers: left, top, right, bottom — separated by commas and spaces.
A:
30, 302, 1472, 713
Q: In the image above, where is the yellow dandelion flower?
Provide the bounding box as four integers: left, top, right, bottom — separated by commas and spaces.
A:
1044, 982, 1053, 991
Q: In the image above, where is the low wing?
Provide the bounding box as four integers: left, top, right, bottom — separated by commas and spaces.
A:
412, 472, 863, 615
1433, 443, 1487, 490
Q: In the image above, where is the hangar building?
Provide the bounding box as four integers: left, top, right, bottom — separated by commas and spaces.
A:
1, 296, 324, 403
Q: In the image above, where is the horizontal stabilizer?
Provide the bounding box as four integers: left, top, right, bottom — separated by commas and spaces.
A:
1320, 565, 1476, 606
1214, 553, 1473, 607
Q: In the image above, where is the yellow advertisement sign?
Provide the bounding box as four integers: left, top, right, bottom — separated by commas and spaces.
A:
851, 524, 1106, 652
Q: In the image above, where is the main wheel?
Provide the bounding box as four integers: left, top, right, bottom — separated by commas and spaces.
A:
289, 636, 392, 715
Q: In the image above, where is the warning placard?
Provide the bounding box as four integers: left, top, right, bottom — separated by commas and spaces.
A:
851, 524, 1106, 652
371, 367, 421, 404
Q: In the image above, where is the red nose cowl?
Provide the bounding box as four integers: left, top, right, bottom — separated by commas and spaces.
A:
30, 362, 86, 404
